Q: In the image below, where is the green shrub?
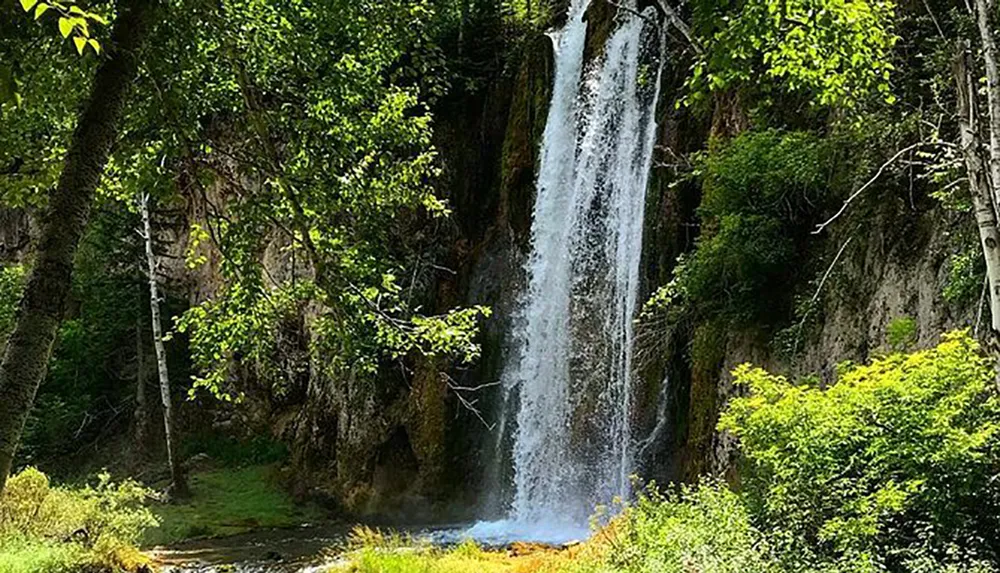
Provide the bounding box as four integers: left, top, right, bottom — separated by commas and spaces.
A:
680, 214, 794, 325
646, 130, 831, 328
942, 248, 985, 306
700, 130, 829, 223
0, 467, 158, 571
720, 331, 1000, 566
885, 316, 917, 351
0, 535, 84, 573
611, 482, 781, 573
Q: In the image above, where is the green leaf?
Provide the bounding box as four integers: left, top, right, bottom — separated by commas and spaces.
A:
0, 65, 15, 105
19, 0, 38, 12
58, 17, 73, 38
34, 3, 51, 19
73, 36, 86, 55
88, 39, 100, 54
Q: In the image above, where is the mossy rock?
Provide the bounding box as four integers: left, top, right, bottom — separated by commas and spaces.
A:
500, 34, 554, 244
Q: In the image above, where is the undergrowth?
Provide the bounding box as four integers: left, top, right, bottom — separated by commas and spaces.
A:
0, 467, 157, 572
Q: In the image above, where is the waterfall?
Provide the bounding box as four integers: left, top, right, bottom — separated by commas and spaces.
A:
471, 0, 665, 543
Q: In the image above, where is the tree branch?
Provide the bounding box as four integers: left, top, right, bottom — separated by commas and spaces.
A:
813, 142, 950, 235
655, 0, 702, 54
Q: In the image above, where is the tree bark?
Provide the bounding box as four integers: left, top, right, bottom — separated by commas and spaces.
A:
972, 0, 1000, 210
955, 42, 1000, 337
133, 293, 149, 456
0, 0, 156, 492
141, 194, 187, 495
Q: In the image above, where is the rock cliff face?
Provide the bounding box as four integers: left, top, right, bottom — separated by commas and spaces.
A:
6, 1, 974, 520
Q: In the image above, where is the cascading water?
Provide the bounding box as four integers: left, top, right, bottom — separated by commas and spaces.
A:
470, 0, 665, 544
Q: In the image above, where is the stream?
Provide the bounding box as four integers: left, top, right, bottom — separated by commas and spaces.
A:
147, 523, 511, 573
148, 524, 352, 572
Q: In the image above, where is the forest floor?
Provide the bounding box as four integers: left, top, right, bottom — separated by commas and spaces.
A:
143, 464, 325, 547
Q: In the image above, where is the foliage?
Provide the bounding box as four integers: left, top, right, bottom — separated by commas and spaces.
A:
720, 331, 1000, 566
137, 0, 493, 401
20, 205, 145, 470
698, 130, 830, 222
0, 534, 85, 573
0, 467, 157, 571
0, 264, 26, 345
942, 247, 985, 307
16, 0, 106, 56
0, 8, 91, 202
646, 130, 829, 327
333, 527, 578, 573
611, 482, 781, 573
885, 316, 916, 351
144, 465, 322, 546
687, 0, 898, 109
180, 433, 288, 468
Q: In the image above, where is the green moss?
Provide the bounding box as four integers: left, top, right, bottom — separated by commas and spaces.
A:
408, 359, 447, 496
500, 35, 552, 241
143, 465, 324, 546
683, 322, 727, 479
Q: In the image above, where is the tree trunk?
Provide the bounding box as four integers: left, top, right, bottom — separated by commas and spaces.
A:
972, 0, 1000, 210
0, 0, 155, 493
133, 294, 149, 456
458, 0, 469, 56
141, 194, 188, 495
956, 41, 1000, 339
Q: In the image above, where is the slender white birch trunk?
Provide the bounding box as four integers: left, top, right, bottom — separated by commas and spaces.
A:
141, 193, 187, 495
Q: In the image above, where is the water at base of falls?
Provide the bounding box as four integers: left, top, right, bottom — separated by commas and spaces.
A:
471, 0, 665, 544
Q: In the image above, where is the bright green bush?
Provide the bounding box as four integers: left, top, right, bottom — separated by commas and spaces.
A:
0, 467, 158, 571
720, 331, 1000, 566
611, 482, 781, 573
0, 535, 84, 573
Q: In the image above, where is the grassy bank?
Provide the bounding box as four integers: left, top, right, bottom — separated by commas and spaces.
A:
144, 464, 324, 546
332, 529, 609, 573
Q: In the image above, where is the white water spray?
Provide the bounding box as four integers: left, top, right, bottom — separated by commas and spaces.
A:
470, 0, 666, 544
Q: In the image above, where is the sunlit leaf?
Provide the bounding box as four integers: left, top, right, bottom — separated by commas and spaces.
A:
34, 3, 51, 19
19, 0, 38, 12
73, 36, 86, 55
58, 17, 73, 38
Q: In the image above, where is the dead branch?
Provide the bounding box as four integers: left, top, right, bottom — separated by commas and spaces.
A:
813, 142, 952, 235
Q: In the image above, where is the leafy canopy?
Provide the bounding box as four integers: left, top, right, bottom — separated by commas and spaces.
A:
688, 0, 898, 108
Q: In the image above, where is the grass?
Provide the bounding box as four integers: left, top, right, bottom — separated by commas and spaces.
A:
144, 464, 324, 546
0, 535, 85, 573
332, 528, 612, 573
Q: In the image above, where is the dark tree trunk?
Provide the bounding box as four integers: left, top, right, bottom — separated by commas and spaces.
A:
0, 0, 156, 492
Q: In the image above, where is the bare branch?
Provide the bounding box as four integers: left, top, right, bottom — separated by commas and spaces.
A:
813, 142, 949, 235
790, 236, 855, 353
656, 0, 702, 54
442, 372, 497, 431
810, 237, 854, 308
